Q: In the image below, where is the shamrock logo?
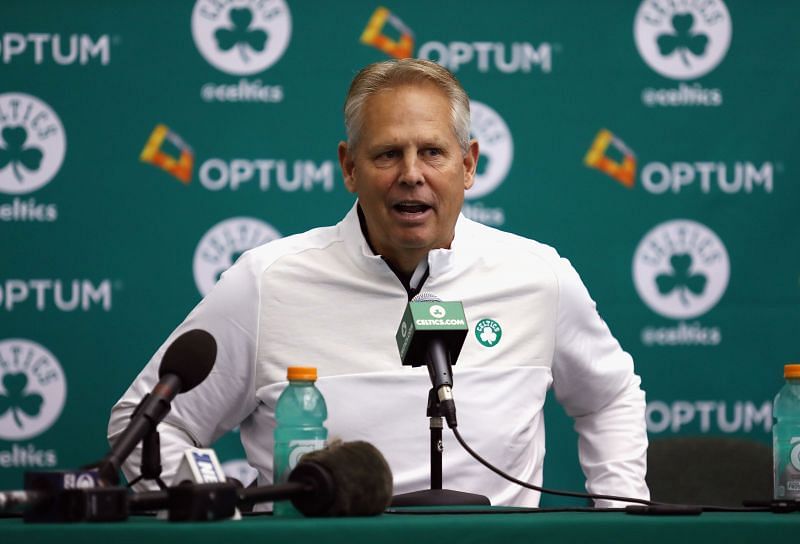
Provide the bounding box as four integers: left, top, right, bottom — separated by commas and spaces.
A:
655, 253, 707, 307
656, 13, 709, 68
214, 8, 269, 63
479, 326, 497, 346
0, 372, 44, 429
0, 126, 44, 183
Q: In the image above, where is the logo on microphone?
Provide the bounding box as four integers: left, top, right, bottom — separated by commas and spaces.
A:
475, 319, 502, 347
193, 217, 281, 296
429, 305, 446, 319
0, 339, 67, 441
191, 0, 292, 76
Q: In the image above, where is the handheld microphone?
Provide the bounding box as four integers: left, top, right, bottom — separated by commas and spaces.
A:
101, 329, 217, 484
395, 293, 467, 427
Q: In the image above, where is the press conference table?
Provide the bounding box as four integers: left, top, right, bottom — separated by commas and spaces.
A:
2, 509, 799, 543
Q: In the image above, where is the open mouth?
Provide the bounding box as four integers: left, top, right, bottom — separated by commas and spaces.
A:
392, 202, 432, 215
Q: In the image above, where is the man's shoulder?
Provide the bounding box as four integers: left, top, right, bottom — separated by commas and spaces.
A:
231, 222, 345, 276
458, 216, 562, 265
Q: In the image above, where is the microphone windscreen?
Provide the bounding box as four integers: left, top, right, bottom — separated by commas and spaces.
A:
297, 440, 393, 516
159, 329, 217, 392
412, 291, 441, 302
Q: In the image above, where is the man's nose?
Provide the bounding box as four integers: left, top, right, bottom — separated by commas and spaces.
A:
398, 152, 424, 185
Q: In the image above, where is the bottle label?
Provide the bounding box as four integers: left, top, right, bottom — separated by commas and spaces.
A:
288, 439, 326, 469
791, 437, 800, 471
776, 435, 800, 499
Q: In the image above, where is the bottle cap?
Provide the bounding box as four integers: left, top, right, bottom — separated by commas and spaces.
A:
287, 366, 317, 381
785, 364, 800, 379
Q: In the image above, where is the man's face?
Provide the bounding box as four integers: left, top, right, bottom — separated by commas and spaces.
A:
338, 83, 479, 271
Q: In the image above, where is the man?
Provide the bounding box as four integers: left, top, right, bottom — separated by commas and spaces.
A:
109, 59, 648, 507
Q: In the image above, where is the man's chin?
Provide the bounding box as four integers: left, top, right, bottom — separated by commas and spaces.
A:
392, 233, 449, 253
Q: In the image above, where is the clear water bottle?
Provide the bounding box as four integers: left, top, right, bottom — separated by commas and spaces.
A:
773, 363, 800, 500
273, 366, 328, 516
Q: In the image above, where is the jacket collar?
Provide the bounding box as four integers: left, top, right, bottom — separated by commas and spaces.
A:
338, 202, 462, 282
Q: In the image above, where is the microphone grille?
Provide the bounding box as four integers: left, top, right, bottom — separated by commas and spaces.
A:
295, 440, 393, 516
159, 329, 217, 392
411, 291, 441, 302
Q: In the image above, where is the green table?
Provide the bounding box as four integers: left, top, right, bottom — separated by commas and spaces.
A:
1, 511, 799, 544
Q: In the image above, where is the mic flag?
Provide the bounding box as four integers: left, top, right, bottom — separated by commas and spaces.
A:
396, 295, 467, 428
171, 448, 228, 486
396, 299, 468, 368
164, 448, 240, 521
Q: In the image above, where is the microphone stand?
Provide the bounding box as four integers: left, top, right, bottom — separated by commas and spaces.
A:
391, 388, 489, 506
126, 428, 167, 490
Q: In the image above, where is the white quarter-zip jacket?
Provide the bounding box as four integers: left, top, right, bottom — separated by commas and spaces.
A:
108, 204, 649, 507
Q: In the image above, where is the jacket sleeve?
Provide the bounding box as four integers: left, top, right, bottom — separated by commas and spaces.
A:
106, 252, 261, 489
549, 256, 649, 507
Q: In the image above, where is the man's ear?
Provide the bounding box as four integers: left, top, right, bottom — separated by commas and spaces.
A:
338, 141, 357, 193
463, 139, 479, 191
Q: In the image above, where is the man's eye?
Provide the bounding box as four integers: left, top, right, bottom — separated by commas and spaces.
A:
424, 148, 443, 157
377, 150, 398, 160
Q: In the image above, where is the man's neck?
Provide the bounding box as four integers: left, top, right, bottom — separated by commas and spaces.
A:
356, 205, 430, 295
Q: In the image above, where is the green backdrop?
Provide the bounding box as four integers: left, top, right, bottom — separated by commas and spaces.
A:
1, 0, 798, 502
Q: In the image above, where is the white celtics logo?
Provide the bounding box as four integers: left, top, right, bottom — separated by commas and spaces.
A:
193, 217, 281, 296
191, 0, 292, 76
429, 305, 446, 319
634, 0, 732, 80
0, 339, 67, 441
633, 219, 729, 319
467, 101, 513, 200
0, 93, 66, 195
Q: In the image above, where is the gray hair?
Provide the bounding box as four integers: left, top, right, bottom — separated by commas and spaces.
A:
343, 59, 471, 154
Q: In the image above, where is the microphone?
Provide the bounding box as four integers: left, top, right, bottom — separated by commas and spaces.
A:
395, 293, 468, 427
241, 440, 393, 517
0, 469, 128, 522
101, 329, 217, 484
126, 441, 392, 520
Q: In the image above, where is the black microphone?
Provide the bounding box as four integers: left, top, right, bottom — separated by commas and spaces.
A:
0, 469, 128, 522
126, 441, 393, 520
240, 440, 393, 517
101, 329, 217, 484
395, 293, 468, 428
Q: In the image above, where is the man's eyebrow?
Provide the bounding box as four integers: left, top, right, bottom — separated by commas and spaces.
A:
364, 138, 450, 153
420, 139, 448, 148
365, 142, 397, 154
